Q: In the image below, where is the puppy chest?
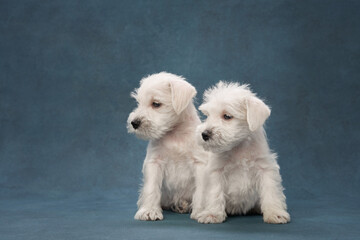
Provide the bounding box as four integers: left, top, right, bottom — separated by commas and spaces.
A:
162, 159, 194, 191
224, 166, 257, 197
162, 143, 191, 157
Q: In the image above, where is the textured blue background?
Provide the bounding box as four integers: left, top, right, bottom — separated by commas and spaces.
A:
1, 0, 359, 239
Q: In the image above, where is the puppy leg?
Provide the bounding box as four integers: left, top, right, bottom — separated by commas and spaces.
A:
135, 162, 164, 221
191, 163, 206, 219
259, 168, 290, 224
197, 171, 227, 224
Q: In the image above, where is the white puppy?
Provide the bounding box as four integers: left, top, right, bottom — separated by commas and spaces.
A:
191, 81, 290, 224
127, 72, 207, 221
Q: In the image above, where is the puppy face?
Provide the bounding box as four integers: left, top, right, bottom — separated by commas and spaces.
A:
197, 82, 271, 153
127, 72, 196, 140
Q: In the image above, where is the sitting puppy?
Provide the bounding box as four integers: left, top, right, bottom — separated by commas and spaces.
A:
128, 72, 207, 221
191, 82, 290, 224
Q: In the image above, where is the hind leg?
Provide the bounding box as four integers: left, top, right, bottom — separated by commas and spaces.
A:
171, 199, 191, 214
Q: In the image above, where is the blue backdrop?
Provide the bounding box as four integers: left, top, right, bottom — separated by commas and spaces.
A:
1, 0, 359, 239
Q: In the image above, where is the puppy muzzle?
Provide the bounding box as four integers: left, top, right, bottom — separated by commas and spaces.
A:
131, 119, 141, 129
201, 130, 212, 141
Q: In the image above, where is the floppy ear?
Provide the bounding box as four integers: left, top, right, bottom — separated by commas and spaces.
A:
246, 96, 271, 131
170, 79, 197, 115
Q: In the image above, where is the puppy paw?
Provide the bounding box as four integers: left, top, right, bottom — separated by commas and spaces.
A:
134, 208, 163, 221
171, 200, 191, 214
263, 210, 290, 224
190, 209, 201, 220
197, 212, 226, 224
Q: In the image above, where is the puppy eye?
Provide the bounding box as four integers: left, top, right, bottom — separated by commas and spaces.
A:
152, 101, 161, 108
223, 114, 233, 120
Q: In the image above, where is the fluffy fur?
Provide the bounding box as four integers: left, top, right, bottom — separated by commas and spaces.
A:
127, 72, 208, 221
191, 81, 290, 224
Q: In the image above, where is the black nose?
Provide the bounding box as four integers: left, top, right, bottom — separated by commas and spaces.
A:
202, 130, 212, 141
131, 119, 141, 129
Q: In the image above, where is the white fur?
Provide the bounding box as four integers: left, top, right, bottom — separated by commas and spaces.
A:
127, 72, 208, 221
191, 81, 290, 224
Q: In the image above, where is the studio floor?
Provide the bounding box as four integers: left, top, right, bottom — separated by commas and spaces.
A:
1, 188, 359, 240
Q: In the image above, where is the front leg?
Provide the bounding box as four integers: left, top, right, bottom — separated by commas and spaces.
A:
196, 170, 227, 224
259, 168, 290, 224
135, 161, 164, 221
191, 163, 206, 219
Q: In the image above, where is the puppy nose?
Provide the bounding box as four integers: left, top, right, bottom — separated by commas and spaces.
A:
202, 130, 212, 141
131, 119, 141, 129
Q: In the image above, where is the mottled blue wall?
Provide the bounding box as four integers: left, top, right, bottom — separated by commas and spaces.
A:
1, 0, 359, 199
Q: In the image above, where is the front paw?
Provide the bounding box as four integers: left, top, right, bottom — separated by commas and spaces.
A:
134, 208, 163, 221
190, 209, 201, 220
197, 211, 226, 224
263, 209, 290, 224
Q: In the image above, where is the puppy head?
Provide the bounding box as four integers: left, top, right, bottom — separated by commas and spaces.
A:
127, 72, 196, 140
197, 81, 270, 153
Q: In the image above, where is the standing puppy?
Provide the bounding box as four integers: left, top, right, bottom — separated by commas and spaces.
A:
128, 72, 207, 221
192, 82, 290, 224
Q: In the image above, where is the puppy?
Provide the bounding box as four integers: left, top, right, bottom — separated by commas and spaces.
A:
191, 82, 290, 224
127, 72, 207, 221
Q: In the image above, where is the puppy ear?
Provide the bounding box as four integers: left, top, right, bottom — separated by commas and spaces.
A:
170, 79, 197, 115
246, 96, 271, 131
